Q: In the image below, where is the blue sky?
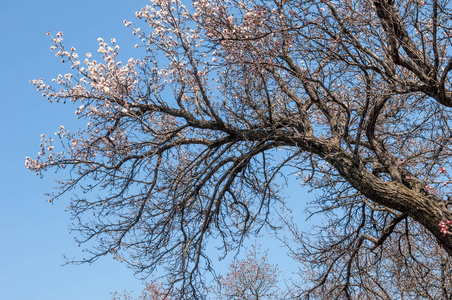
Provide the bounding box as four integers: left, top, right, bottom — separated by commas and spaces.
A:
1, 1, 153, 299
0, 1, 312, 299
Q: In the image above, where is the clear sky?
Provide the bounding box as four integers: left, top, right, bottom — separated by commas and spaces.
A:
0, 1, 313, 299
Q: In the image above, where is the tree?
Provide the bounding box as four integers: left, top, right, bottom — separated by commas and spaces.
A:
211, 245, 281, 300
112, 246, 281, 300
27, 0, 452, 298
112, 280, 175, 300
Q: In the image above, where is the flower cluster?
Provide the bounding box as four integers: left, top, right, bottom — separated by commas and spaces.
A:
193, 0, 285, 68
439, 220, 452, 236
27, 32, 148, 174
25, 133, 60, 174
30, 32, 139, 108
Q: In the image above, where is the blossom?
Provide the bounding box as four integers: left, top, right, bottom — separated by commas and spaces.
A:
439, 220, 452, 236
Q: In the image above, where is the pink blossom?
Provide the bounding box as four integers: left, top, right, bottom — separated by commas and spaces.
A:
439, 220, 452, 236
